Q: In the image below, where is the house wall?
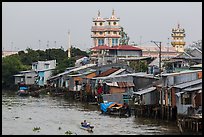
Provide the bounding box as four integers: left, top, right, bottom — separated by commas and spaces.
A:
116, 50, 142, 57
68, 77, 74, 90
43, 70, 53, 85
38, 71, 44, 86
15, 77, 25, 84
102, 93, 124, 104
25, 72, 37, 85
163, 71, 201, 86
109, 87, 125, 94
32, 60, 56, 71
141, 91, 158, 105
195, 93, 202, 107
176, 95, 192, 115
133, 76, 158, 90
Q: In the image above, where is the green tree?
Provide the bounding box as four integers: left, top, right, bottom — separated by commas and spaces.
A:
2, 54, 29, 89
129, 60, 148, 72
53, 58, 76, 75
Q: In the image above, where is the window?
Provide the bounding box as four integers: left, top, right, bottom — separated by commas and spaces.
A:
44, 64, 49, 69
181, 93, 192, 105
95, 23, 97, 26
108, 31, 110, 34
98, 39, 104, 46
113, 22, 116, 25
113, 31, 117, 34
33, 64, 37, 70
100, 22, 103, 26
108, 22, 111, 25
99, 32, 103, 35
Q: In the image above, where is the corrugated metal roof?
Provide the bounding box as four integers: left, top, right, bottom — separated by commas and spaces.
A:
92, 72, 156, 80
107, 69, 126, 77
183, 86, 202, 92
106, 82, 134, 87
133, 87, 156, 95
13, 74, 24, 77
173, 79, 202, 89
117, 82, 135, 87
161, 70, 202, 77
96, 68, 119, 77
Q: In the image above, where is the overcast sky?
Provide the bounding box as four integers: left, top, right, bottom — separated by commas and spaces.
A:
2, 2, 202, 51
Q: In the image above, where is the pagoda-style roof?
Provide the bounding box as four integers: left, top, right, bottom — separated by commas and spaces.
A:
93, 17, 106, 22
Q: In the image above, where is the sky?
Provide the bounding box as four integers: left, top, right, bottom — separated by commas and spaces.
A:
2, 2, 202, 51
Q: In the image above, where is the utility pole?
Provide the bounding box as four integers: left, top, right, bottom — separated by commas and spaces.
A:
151, 41, 162, 76
167, 38, 170, 59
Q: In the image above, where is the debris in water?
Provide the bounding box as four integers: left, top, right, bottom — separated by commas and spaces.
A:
65, 130, 72, 135
33, 127, 41, 132
28, 117, 32, 120
58, 127, 61, 130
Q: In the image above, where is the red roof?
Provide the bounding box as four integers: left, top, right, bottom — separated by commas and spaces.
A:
91, 45, 142, 51
91, 45, 112, 50
112, 45, 142, 51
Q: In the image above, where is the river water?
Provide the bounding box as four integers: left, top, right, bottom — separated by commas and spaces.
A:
2, 90, 181, 135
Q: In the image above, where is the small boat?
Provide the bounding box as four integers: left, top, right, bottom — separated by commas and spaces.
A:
80, 122, 94, 132
17, 82, 29, 96
80, 125, 94, 132
17, 90, 29, 96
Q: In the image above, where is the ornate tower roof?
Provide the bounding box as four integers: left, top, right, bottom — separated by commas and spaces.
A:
93, 10, 105, 22
106, 9, 120, 21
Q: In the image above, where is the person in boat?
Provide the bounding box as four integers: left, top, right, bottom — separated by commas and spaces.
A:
81, 120, 91, 127
81, 120, 90, 127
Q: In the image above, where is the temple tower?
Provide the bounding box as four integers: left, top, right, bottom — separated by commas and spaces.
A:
171, 23, 186, 52
91, 9, 121, 47
91, 10, 106, 47
105, 9, 121, 47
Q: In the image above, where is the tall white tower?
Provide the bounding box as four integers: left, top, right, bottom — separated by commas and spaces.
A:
68, 31, 71, 58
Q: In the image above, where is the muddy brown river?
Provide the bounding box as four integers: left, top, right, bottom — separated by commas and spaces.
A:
2, 90, 181, 135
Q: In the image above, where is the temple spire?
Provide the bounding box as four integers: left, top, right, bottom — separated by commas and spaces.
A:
112, 9, 115, 16
177, 21, 180, 28
98, 10, 100, 17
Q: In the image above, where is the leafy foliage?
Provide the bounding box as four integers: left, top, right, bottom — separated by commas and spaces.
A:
2, 54, 29, 89
129, 61, 148, 72
2, 47, 87, 89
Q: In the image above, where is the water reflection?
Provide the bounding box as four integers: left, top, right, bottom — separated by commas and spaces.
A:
2, 90, 180, 135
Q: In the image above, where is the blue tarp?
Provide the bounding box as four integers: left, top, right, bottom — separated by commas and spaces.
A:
100, 102, 115, 113
19, 86, 28, 90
